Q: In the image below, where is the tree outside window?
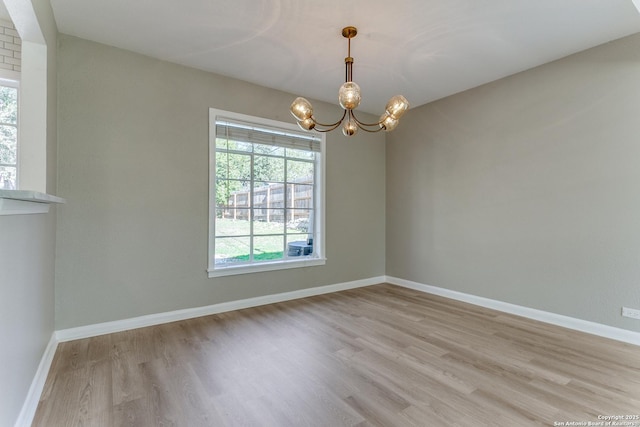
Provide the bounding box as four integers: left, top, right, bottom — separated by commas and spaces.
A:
0, 84, 18, 190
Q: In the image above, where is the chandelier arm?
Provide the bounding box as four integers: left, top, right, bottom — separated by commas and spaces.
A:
356, 125, 385, 133
313, 125, 343, 133
312, 110, 348, 128
348, 111, 384, 133
350, 111, 384, 129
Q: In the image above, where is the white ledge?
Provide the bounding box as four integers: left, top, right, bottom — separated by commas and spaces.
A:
0, 190, 66, 215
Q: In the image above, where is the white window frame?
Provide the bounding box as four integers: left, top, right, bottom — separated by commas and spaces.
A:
208, 108, 326, 278
0, 72, 20, 190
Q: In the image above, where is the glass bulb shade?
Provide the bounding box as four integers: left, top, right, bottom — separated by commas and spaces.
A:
290, 97, 314, 121
342, 120, 358, 136
385, 95, 409, 119
380, 113, 399, 132
298, 118, 316, 131
338, 82, 362, 110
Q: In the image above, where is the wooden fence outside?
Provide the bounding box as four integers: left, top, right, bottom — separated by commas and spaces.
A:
223, 178, 313, 224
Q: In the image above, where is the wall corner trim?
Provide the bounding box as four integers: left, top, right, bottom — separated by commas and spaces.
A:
55, 276, 385, 342
385, 276, 640, 347
14, 333, 58, 427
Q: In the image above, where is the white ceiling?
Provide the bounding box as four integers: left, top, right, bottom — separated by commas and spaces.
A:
49, 0, 640, 114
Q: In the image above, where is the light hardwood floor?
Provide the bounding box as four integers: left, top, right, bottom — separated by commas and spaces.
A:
33, 284, 640, 426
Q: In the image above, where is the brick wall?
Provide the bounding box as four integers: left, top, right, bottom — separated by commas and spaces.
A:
0, 19, 20, 73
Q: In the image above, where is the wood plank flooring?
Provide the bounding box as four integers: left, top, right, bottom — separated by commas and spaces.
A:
33, 284, 640, 426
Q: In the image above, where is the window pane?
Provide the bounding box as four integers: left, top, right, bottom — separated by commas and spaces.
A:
287, 211, 312, 233
287, 159, 314, 182
254, 143, 284, 156
0, 125, 17, 164
216, 179, 250, 209
215, 236, 250, 265
226, 153, 251, 180
252, 182, 285, 209
287, 184, 314, 209
218, 179, 251, 206
216, 152, 252, 180
286, 234, 313, 257
286, 148, 315, 160
215, 138, 228, 150
252, 182, 270, 209
215, 152, 228, 180
254, 155, 284, 182
0, 86, 17, 125
0, 166, 16, 190
215, 210, 250, 236
253, 182, 286, 208
253, 235, 284, 261
215, 179, 231, 208
228, 140, 252, 152
253, 209, 284, 234
231, 188, 251, 208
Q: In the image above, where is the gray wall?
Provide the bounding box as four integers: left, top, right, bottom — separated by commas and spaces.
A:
0, 0, 58, 425
55, 35, 386, 330
387, 33, 640, 332
0, 213, 56, 425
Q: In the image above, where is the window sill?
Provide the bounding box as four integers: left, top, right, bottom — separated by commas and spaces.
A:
0, 190, 66, 215
208, 257, 326, 278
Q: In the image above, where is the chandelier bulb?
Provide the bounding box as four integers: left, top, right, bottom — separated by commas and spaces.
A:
338, 82, 362, 110
298, 117, 316, 131
290, 97, 314, 121
380, 112, 399, 132
342, 120, 358, 136
385, 95, 409, 119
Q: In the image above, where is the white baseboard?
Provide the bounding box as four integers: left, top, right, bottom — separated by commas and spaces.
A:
56, 276, 384, 342
386, 276, 640, 347
14, 333, 58, 427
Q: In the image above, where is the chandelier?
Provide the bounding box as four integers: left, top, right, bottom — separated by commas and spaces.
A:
290, 26, 409, 137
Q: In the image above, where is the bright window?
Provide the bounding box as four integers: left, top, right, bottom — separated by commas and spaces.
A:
208, 109, 325, 277
0, 80, 18, 190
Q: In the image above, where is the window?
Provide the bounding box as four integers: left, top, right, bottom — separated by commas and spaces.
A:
208, 109, 325, 277
0, 79, 18, 190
